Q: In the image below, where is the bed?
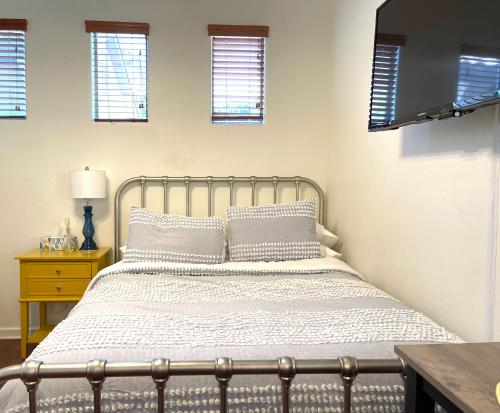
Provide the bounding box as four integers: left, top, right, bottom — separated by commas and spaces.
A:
0, 175, 462, 413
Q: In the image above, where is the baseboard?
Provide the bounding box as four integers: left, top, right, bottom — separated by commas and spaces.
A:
0, 327, 36, 340
0, 328, 20, 339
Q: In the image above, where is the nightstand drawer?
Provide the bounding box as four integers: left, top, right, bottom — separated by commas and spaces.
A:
26, 280, 89, 296
25, 262, 92, 279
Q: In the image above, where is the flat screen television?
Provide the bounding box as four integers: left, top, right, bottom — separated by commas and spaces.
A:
369, 0, 500, 131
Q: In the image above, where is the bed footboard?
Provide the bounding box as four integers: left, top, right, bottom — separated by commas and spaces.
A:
0, 356, 405, 413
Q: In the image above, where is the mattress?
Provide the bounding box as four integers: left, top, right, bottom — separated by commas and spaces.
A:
0, 257, 462, 412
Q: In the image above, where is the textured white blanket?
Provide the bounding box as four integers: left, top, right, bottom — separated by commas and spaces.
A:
0, 260, 461, 413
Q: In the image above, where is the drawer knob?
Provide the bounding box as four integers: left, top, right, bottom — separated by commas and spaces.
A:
55, 285, 61, 291
55, 269, 61, 274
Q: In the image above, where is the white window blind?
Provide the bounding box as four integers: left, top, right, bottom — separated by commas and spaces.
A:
209, 25, 269, 124
87, 21, 149, 122
457, 55, 500, 104
0, 27, 26, 119
371, 44, 400, 126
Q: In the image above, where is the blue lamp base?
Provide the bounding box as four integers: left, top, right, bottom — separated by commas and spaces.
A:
80, 205, 98, 251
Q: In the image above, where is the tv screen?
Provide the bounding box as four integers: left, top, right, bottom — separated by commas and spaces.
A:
369, 0, 500, 131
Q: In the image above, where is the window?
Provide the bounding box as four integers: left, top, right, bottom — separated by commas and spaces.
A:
457, 54, 500, 105
86, 20, 149, 122
208, 24, 269, 124
0, 19, 27, 119
371, 43, 401, 125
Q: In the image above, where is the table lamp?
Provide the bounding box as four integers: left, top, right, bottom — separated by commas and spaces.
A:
70, 167, 107, 251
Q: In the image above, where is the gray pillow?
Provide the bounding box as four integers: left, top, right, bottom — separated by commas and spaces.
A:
227, 199, 321, 262
124, 207, 225, 264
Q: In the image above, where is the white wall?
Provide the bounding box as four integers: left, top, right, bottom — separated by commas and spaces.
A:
2, 0, 499, 343
327, 0, 500, 341
0, 0, 333, 336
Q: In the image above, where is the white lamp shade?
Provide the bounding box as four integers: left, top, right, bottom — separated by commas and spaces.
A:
70, 169, 107, 199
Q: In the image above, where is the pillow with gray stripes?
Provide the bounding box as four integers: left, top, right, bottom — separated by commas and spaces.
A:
123, 207, 226, 264
226, 199, 321, 262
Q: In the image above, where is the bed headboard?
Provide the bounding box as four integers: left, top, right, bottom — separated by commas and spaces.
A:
114, 175, 325, 261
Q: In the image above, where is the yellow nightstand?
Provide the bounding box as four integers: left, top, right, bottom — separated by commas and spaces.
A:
15, 247, 111, 359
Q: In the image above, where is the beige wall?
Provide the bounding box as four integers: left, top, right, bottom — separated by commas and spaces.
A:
0, 0, 333, 336
327, 0, 500, 341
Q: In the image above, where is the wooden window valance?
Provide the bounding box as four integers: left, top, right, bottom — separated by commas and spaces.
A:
85, 20, 149, 35
376, 33, 406, 47
461, 44, 500, 60
208, 24, 269, 38
0, 19, 28, 31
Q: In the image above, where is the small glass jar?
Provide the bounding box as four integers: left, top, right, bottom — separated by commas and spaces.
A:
63, 236, 78, 252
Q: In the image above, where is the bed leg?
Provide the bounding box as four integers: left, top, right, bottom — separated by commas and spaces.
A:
152, 358, 170, 413
215, 357, 233, 413
339, 356, 359, 413
20, 360, 42, 413
278, 357, 296, 413
87, 359, 106, 413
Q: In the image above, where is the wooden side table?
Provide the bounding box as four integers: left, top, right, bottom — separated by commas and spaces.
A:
15, 248, 111, 359
396, 342, 500, 413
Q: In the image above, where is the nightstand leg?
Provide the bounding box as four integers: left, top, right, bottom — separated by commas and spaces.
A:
20, 302, 29, 360
404, 367, 435, 413
39, 302, 47, 329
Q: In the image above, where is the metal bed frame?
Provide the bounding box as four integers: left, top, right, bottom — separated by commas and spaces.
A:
0, 357, 405, 413
0, 175, 407, 413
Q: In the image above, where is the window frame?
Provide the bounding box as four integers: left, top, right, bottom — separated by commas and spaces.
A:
85, 20, 150, 123
0, 18, 28, 120
208, 24, 269, 125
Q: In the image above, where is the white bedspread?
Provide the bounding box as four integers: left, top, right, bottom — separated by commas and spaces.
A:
0, 258, 461, 413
